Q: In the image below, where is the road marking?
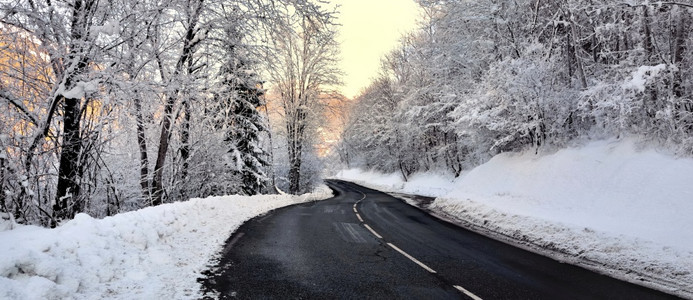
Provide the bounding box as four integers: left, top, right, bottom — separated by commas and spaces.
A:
363, 224, 383, 239
357, 190, 366, 201
453, 285, 483, 300
348, 184, 480, 300
387, 243, 436, 274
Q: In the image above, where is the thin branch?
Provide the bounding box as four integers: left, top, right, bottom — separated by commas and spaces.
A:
620, 2, 693, 9
0, 89, 39, 125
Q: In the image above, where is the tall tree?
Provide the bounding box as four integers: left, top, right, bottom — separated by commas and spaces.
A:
1, 0, 108, 225
215, 21, 270, 195
150, 0, 206, 206
262, 4, 341, 194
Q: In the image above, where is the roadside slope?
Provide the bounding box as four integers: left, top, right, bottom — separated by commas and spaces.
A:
0, 186, 332, 300
334, 138, 693, 298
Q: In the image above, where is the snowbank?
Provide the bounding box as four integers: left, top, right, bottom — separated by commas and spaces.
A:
334, 139, 693, 297
0, 185, 333, 300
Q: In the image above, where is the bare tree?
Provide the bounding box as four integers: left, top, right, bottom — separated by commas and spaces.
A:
262, 3, 341, 194
150, 0, 206, 206
1, 0, 111, 225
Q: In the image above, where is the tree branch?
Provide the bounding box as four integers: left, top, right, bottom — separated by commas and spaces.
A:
0, 89, 39, 126
620, 2, 693, 9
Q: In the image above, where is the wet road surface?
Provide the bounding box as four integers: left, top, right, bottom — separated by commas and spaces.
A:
199, 180, 681, 299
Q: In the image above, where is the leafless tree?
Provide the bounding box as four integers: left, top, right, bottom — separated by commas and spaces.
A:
261, 3, 341, 193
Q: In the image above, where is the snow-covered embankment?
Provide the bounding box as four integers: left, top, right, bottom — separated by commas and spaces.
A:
0, 186, 333, 299
335, 139, 693, 298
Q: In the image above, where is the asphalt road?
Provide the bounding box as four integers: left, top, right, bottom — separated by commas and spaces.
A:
199, 180, 681, 299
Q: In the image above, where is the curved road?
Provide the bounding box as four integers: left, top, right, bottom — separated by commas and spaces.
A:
200, 180, 680, 299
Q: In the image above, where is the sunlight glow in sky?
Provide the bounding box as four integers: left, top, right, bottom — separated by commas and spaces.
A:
331, 0, 421, 99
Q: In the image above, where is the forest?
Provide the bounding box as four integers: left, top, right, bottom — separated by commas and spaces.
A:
1, 0, 692, 228
339, 0, 693, 181
0, 0, 341, 226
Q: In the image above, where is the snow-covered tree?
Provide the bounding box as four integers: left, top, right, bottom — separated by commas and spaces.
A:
214, 25, 270, 195
341, 0, 693, 179
260, 3, 342, 194
0, 0, 342, 226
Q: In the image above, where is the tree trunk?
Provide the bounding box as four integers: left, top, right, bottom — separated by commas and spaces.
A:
568, 11, 587, 90
180, 98, 191, 188
54, 95, 82, 222
288, 152, 302, 194
151, 94, 176, 206
133, 95, 151, 203
53, 0, 93, 225
126, 31, 151, 205
398, 160, 409, 182
180, 40, 196, 190
0, 156, 6, 215
643, 7, 654, 59
642, 6, 658, 119
287, 114, 304, 194
672, 7, 687, 99
262, 103, 277, 189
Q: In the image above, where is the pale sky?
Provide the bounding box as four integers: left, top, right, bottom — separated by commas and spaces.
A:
331, 0, 421, 99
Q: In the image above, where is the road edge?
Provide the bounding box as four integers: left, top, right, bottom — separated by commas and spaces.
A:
425, 205, 690, 299
197, 186, 336, 298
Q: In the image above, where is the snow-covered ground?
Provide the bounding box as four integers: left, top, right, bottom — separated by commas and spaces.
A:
334, 138, 693, 298
0, 186, 333, 300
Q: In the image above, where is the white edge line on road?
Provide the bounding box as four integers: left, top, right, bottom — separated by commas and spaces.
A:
453, 285, 483, 300
356, 190, 366, 202
387, 242, 437, 274
352, 188, 366, 219
363, 224, 383, 239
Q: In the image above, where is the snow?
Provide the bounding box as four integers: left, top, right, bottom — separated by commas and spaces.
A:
0, 185, 333, 300
189, 30, 207, 45
623, 64, 667, 93
334, 139, 693, 298
91, 20, 120, 36
59, 79, 100, 100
